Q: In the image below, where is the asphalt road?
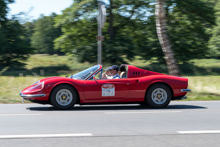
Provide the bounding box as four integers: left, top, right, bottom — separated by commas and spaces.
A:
0, 101, 220, 147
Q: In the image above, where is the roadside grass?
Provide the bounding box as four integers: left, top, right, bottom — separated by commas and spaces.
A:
185, 76, 220, 101
0, 54, 219, 103
0, 76, 46, 103
1, 54, 220, 76
0, 54, 93, 77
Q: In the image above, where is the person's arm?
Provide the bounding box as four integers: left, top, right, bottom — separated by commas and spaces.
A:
102, 72, 107, 79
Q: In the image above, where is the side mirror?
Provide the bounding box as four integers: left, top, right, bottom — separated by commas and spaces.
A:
93, 75, 96, 80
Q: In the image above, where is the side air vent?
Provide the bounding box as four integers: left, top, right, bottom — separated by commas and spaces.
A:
133, 72, 140, 75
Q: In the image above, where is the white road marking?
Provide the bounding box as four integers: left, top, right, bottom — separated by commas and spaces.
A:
0, 133, 93, 139
0, 114, 43, 116
178, 130, 220, 134
105, 111, 182, 114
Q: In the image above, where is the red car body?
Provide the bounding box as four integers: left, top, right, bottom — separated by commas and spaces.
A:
20, 65, 190, 108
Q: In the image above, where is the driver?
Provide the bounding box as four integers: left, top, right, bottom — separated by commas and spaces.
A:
108, 65, 120, 79
102, 66, 112, 79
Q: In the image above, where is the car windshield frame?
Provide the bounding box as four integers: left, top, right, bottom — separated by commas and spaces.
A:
70, 65, 101, 80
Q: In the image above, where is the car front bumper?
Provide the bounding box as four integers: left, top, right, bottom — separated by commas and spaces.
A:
19, 91, 46, 98
19, 91, 46, 103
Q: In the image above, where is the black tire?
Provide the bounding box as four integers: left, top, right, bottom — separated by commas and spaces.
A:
146, 83, 171, 108
50, 84, 77, 109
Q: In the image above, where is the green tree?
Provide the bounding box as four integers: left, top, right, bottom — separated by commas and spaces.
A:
0, 0, 34, 65
31, 13, 62, 55
0, 0, 14, 25
0, 19, 33, 64
54, 0, 151, 64
208, 0, 220, 58
23, 21, 35, 45
137, 0, 215, 64
54, 0, 215, 65
168, 0, 215, 62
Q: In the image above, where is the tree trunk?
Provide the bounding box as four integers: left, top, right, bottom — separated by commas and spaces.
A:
155, 0, 180, 76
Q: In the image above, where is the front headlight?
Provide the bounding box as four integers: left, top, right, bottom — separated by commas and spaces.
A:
32, 80, 39, 85
24, 81, 44, 93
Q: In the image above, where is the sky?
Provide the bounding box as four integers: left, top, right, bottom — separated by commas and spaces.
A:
8, 0, 73, 20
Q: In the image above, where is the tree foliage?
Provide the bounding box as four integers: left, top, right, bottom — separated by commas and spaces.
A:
167, 0, 215, 62
31, 13, 63, 55
54, 0, 151, 64
0, 0, 14, 25
0, 0, 34, 65
137, 0, 215, 63
208, 0, 220, 58
0, 0, 218, 66
23, 21, 35, 45
0, 19, 33, 64
54, 0, 215, 64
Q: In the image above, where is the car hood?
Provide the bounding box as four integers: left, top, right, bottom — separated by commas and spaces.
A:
39, 76, 69, 82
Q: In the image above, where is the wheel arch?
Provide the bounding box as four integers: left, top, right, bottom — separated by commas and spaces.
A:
145, 82, 174, 101
49, 83, 80, 104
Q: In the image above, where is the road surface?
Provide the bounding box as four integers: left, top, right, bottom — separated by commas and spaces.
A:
0, 101, 220, 147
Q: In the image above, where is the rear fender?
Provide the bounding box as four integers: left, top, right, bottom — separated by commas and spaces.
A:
145, 80, 174, 99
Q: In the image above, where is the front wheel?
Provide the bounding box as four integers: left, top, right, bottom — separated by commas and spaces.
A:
146, 84, 171, 108
50, 85, 77, 109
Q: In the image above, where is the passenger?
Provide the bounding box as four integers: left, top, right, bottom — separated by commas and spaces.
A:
108, 65, 120, 79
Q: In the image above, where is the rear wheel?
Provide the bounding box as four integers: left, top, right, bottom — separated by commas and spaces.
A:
146, 83, 171, 108
50, 85, 77, 109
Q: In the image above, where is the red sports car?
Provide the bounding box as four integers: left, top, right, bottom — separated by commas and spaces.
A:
19, 65, 190, 109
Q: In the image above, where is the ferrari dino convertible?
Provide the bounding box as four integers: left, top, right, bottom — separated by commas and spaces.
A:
19, 65, 190, 109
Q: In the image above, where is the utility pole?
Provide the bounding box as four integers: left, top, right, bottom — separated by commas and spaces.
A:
97, 1, 106, 65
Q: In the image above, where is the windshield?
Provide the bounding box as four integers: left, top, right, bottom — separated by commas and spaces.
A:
70, 65, 100, 80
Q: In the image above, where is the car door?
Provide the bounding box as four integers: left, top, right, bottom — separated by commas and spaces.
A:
83, 78, 130, 102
